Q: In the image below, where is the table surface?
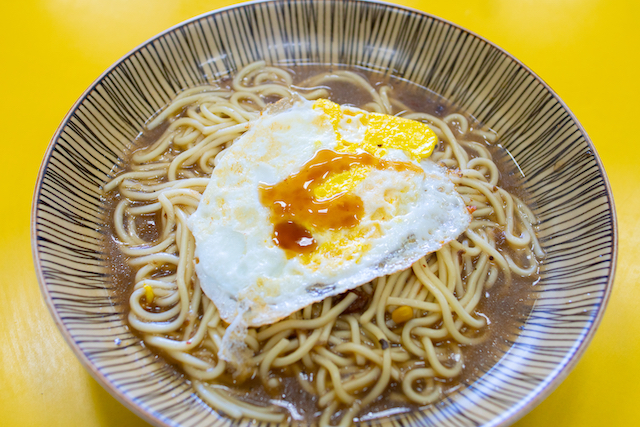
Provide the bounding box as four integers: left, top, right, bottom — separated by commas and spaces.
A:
1, 0, 638, 426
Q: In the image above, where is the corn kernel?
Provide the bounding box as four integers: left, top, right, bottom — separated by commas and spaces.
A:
144, 284, 155, 304
392, 305, 413, 324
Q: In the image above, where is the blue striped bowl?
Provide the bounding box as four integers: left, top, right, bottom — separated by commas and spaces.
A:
32, 1, 616, 426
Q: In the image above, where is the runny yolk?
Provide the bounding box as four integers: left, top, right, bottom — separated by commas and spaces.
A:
259, 149, 423, 257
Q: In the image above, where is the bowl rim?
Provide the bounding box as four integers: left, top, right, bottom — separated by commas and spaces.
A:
31, 1, 618, 426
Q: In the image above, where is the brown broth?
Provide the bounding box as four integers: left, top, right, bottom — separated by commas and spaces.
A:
103, 64, 539, 424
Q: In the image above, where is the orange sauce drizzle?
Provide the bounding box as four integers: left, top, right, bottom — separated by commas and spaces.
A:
259, 149, 422, 257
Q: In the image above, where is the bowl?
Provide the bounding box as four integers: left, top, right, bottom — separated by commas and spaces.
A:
32, 0, 616, 426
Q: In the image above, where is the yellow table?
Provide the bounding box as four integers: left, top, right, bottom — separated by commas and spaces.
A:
1, 1, 638, 425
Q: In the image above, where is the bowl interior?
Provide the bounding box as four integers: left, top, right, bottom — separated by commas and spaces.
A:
32, 1, 616, 426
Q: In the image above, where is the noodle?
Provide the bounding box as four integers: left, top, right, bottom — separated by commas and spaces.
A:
106, 61, 542, 426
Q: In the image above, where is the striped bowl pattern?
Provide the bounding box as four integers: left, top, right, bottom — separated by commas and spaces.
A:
32, 1, 616, 426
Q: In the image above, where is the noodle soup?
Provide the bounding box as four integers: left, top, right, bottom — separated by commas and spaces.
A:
104, 62, 542, 426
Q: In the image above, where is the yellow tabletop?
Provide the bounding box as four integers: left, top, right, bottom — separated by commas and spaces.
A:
1, 0, 638, 426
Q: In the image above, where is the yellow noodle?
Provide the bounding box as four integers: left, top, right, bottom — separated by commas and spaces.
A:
108, 61, 543, 426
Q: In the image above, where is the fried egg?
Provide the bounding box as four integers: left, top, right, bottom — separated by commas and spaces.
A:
188, 97, 471, 334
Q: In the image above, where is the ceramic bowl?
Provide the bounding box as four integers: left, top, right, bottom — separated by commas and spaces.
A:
32, 1, 616, 426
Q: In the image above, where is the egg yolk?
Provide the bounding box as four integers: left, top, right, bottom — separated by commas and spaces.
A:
313, 98, 437, 162
259, 100, 438, 258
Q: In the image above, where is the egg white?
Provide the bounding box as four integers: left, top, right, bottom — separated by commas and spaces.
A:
187, 97, 471, 329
